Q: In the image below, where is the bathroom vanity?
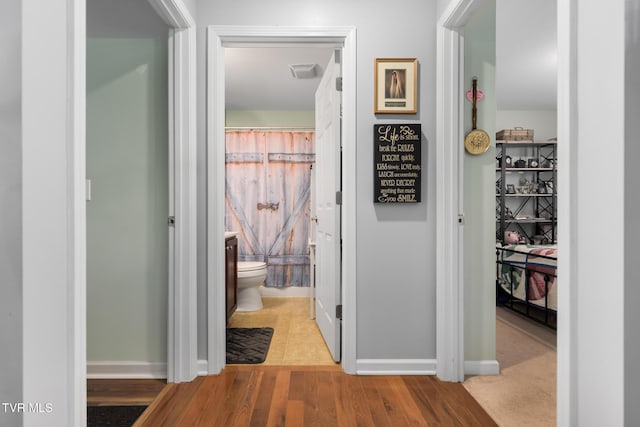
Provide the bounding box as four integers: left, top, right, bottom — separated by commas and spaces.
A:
225, 232, 238, 323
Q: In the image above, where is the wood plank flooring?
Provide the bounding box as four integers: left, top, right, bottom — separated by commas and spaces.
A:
87, 379, 166, 406
134, 366, 497, 427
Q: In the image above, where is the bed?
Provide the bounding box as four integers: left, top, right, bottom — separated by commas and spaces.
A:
496, 244, 557, 329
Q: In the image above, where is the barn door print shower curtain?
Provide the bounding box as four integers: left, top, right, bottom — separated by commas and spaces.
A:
225, 130, 315, 287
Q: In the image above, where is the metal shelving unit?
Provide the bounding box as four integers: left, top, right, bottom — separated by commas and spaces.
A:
496, 140, 557, 244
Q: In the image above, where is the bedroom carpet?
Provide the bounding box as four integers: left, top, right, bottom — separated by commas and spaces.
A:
464, 307, 557, 426
226, 327, 274, 364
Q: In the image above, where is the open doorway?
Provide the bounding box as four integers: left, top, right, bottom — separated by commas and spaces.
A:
206, 26, 358, 375
85, 0, 199, 389
222, 45, 335, 365
460, 1, 558, 425
223, 46, 341, 365
85, 0, 170, 381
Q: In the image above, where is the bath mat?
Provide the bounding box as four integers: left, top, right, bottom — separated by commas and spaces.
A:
226, 327, 274, 364
87, 405, 147, 427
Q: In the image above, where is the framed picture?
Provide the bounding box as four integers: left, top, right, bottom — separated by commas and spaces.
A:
506, 184, 516, 194
374, 58, 418, 114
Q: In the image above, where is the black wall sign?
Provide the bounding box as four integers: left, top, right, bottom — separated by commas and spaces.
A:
374, 124, 422, 203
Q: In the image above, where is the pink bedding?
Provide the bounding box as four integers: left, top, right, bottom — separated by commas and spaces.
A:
498, 244, 557, 306
526, 248, 557, 300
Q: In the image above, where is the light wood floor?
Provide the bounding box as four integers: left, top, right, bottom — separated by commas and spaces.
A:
227, 297, 335, 365
134, 365, 497, 426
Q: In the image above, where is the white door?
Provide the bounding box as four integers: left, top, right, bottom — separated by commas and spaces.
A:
314, 50, 342, 362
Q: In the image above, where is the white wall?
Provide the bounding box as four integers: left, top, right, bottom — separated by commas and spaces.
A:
463, 0, 497, 364
575, 2, 625, 423
86, 38, 169, 365
0, 1, 22, 425
495, 0, 556, 111
557, 0, 627, 424
22, 0, 85, 424
195, 0, 439, 363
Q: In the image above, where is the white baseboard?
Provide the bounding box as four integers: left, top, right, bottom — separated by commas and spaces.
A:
260, 286, 312, 297
198, 359, 209, 376
87, 361, 167, 379
356, 359, 437, 375
464, 360, 500, 376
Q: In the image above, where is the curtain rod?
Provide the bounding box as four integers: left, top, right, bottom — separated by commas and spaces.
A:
225, 126, 315, 132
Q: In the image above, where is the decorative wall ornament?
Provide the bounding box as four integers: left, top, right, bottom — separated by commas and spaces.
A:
374, 58, 418, 114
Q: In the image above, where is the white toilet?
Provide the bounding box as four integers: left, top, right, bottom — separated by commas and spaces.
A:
236, 261, 267, 311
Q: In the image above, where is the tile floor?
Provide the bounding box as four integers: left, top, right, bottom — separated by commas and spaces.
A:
227, 297, 337, 366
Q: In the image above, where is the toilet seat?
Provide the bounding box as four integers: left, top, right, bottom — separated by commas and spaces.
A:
238, 261, 267, 279
238, 261, 266, 272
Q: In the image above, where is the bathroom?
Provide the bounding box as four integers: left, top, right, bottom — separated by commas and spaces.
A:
224, 46, 337, 365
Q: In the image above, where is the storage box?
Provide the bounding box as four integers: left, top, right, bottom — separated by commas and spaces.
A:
496, 127, 534, 141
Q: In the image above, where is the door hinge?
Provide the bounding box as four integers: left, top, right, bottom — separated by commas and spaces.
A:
336, 191, 342, 205
168, 216, 176, 226
336, 304, 343, 320
336, 77, 343, 92
334, 49, 341, 64
457, 214, 464, 225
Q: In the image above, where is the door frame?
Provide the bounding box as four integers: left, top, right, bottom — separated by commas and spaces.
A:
23, 0, 196, 423
436, 0, 477, 382
147, 0, 198, 384
206, 26, 357, 374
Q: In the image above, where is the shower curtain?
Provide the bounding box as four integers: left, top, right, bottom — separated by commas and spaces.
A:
225, 130, 315, 287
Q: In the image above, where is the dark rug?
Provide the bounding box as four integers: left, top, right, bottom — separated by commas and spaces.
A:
87, 405, 147, 427
226, 327, 274, 364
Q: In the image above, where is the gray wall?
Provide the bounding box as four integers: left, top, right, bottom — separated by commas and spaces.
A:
86, 38, 169, 363
626, 1, 640, 424
181, 0, 197, 18
196, 0, 439, 361
0, 1, 22, 425
496, 110, 557, 140
463, 0, 496, 362
87, 0, 169, 38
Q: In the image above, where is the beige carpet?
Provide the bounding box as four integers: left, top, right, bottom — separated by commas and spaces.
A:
464, 307, 557, 426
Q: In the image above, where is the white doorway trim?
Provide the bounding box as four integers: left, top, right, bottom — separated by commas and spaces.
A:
556, 0, 576, 423
147, 0, 198, 384
436, 0, 482, 382
206, 26, 358, 375
22, 0, 87, 424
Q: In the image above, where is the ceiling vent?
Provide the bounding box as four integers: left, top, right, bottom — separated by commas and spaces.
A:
288, 63, 317, 79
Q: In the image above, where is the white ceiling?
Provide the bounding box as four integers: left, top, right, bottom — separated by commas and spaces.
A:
224, 47, 334, 110
86, 0, 557, 112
